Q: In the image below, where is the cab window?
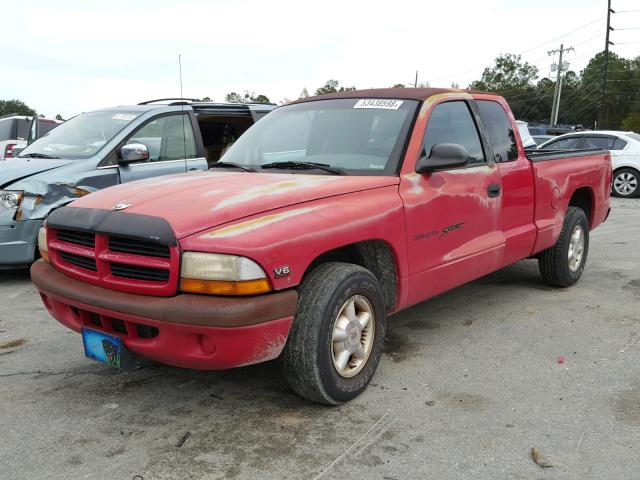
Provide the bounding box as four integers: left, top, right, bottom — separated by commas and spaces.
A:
422, 101, 485, 165
477, 100, 518, 162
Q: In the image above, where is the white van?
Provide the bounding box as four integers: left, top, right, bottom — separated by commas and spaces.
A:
0, 115, 61, 160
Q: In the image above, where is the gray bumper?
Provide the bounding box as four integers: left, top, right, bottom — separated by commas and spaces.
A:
0, 219, 42, 268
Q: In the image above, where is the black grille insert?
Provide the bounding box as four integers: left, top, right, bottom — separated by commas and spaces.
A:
57, 229, 95, 247
110, 262, 170, 282
60, 251, 97, 271
108, 236, 170, 258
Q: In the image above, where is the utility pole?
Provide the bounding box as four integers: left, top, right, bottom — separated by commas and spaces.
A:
600, 0, 615, 129
413, 71, 418, 88
548, 44, 574, 127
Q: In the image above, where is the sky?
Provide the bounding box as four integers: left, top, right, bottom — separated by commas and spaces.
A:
2, 0, 639, 118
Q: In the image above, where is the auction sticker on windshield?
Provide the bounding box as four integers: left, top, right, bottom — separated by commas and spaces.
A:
354, 99, 403, 109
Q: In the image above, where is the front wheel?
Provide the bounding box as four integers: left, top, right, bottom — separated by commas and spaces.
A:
612, 168, 640, 198
282, 262, 386, 405
538, 206, 589, 287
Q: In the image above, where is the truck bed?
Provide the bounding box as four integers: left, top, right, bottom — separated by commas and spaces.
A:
526, 148, 611, 254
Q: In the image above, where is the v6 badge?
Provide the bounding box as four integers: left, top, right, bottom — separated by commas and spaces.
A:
273, 266, 290, 278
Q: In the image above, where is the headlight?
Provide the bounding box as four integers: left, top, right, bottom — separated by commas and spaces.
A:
180, 252, 271, 295
37, 226, 49, 263
0, 191, 23, 210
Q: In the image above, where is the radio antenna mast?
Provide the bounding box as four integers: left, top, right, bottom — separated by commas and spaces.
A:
178, 54, 187, 160
178, 54, 184, 99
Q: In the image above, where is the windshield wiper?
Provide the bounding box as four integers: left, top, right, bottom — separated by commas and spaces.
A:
260, 161, 345, 175
19, 153, 61, 159
209, 161, 255, 172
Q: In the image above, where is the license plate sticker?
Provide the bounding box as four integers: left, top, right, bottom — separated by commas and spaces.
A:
82, 328, 128, 369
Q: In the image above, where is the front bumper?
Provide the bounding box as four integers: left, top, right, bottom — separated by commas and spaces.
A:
31, 260, 298, 370
0, 219, 42, 268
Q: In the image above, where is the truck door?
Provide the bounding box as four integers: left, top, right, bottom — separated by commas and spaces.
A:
399, 99, 505, 305
476, 99, 536, 266
118, 113, 195, 183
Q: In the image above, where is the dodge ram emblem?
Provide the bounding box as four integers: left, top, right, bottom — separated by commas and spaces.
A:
112, 202, 132, 211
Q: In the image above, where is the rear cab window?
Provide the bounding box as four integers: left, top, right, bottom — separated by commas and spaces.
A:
422, 101, 485, 165
476, 100, 518, 162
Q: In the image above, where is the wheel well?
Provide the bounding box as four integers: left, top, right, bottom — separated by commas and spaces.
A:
303, 240, 398, 311
568, 187, 593, 225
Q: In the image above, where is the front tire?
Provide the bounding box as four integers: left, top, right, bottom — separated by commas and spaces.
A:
282, 262, 386, 405
612, 168, 640, 198
538, 206, 589, 287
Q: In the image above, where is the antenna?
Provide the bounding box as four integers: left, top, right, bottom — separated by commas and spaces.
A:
178, 54, 187, 161
178, 54, 184, 99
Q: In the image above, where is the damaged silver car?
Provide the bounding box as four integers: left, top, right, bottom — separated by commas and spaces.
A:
0, 99, 274, 268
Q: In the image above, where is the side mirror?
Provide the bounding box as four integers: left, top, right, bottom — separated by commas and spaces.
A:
119, 143, 149, 164
416, 143, 470, 174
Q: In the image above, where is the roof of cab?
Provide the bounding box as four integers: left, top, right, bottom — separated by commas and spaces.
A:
292, 87, 492, 104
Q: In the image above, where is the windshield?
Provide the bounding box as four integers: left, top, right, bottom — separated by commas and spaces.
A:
18, 110, 141, 159
222, 98, 418, 175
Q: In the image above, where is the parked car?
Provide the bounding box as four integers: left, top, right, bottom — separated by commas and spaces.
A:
539, 130, 640, 198
31, 88, 611, 404
0, 115, 60, 160
0, 99, 275, 268
532, 134, 554, 146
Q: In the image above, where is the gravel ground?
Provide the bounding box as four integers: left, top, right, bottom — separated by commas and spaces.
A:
0, 197, 638, 480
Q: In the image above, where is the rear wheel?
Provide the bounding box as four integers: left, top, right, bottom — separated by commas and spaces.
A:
538, 207, 589, 287
612, 168, 640, 198
282, 262, 386, 405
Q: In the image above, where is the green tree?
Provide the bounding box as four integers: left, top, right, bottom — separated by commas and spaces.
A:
225, 92, 244, 103
469, 54, 539, 93
0, 99, 36, 117
392, 83, 405, 88
201, 96, 212, 102
470, 54, 543, 121
224, 91, 271, 104
55, 114, 64, 121
622, 112, 640, 132
315, 80, 356, 95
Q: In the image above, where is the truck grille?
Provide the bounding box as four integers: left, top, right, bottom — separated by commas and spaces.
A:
108, 236, 170, 258
48, 228, 179, 296
59, 251, 98, 271
57, 229, 95, 247
110, 262, 170, 282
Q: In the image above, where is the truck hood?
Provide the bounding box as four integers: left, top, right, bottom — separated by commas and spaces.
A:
68, 171, 400, 238
0, 158, 74, 188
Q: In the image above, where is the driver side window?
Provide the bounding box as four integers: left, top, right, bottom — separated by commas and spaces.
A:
128, 114, 196, 162
422, 101, 486, 165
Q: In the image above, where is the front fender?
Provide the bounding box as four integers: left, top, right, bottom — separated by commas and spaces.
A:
179, 186, 409, 293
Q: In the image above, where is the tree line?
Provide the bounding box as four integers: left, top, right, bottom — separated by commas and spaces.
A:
468, 51, 640, 131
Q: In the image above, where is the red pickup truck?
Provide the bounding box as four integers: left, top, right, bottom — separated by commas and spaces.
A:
31, 88, 611, 404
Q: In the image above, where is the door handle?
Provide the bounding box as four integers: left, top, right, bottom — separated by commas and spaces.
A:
487, 184, 501, 198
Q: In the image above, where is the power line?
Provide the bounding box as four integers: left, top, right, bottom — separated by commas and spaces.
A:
424, 16, 605, 84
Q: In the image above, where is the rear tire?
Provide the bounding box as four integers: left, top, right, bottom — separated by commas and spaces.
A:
538, 207, 589, 287
282, 262, 386, 405
612, 168, 640, 198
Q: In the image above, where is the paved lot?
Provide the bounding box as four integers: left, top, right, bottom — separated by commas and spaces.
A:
1, 197, 638, 480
